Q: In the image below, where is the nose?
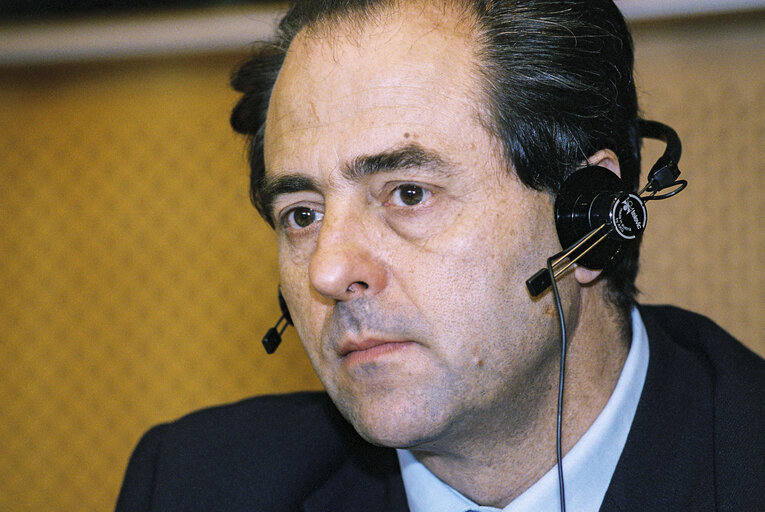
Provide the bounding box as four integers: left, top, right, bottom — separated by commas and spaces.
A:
308, 212, 388, 302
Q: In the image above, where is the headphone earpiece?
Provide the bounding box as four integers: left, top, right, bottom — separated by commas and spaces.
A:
554, 165, 646, 271
526, 120, 684, 297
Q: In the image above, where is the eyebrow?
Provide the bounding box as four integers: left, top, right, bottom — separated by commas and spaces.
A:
260, 143, 453, 220
343, 143, 451, 181
259, 174, 320, 224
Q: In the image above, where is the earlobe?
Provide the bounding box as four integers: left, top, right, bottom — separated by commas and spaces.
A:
574, 265, 602, 285
587, 149, 621, 178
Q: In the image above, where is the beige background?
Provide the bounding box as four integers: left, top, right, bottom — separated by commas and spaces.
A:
0, 11, 763, 511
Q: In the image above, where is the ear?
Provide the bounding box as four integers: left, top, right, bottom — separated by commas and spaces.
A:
587, 149, 621, 178
574, 149, 622, 286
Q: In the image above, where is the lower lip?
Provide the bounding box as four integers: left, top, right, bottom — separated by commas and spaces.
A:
342, 341, 414, 365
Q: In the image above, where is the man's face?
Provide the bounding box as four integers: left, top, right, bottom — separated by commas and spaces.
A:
263, 4, 567, 450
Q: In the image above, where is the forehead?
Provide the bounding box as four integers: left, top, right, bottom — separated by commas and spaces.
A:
264, 3, 493, 173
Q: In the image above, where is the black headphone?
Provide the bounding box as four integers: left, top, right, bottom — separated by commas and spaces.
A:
525, 119, 685, 297
262, 119, 686, 352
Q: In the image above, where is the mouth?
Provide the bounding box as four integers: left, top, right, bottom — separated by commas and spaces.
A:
338, 338, 415, 365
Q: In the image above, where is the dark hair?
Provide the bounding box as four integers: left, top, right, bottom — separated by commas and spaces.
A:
231, 0, 642, 314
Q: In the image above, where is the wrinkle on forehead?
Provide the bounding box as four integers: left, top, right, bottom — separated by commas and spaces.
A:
271, 0, 487, 108
264, 0, 495, 170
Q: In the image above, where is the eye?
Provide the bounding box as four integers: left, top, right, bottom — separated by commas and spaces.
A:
283, 206, 324, 230
390, 184, 431, 207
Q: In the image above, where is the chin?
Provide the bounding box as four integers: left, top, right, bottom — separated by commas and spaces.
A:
332, 391, 450, 449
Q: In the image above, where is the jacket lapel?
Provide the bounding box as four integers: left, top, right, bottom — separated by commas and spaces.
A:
601, 307, 716, 511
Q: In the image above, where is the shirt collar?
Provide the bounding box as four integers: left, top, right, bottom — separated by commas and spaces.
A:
397, 307, 650, 512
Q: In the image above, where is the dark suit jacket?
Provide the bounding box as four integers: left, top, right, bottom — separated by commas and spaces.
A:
115, 306, 765, 511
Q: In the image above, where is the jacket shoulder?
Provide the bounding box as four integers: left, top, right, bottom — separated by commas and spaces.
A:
638, 305, 765, 509
639, 304, 765, 381
116, 392, 359, 511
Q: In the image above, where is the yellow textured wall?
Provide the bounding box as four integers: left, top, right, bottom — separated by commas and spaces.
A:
0, 12, 763, 512
0, 54, 321, 511
632, 15, 765, 349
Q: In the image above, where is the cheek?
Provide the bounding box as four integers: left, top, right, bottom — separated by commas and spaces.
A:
403, 196, 556, 339
278, 251, 342, 374
277, 228, 318, 268
277, 254, 316, 343
416, 194, 543, 288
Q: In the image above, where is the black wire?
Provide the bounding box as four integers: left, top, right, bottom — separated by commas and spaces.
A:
643, 180, 688, 201
547, 256, 567, 512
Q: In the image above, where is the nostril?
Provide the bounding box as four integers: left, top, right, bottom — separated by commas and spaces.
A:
308, 233, 387, 301
346, 282, 369, 294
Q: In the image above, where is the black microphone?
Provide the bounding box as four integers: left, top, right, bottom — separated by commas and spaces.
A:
261, 288, 293, 354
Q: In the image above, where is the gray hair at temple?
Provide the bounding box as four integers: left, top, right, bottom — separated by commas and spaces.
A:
230, 0, 642, 316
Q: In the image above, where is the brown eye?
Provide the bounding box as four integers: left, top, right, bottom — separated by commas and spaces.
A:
393, 184, 429, 206
286, 207, 323, 229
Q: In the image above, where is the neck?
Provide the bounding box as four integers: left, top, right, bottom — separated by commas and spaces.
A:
411, 285, 630, 508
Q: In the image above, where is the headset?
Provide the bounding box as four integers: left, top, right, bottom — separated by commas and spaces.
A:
259, 119, 686, 512
526, 119, 684, 297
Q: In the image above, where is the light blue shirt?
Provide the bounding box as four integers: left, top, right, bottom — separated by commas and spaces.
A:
397, 307, 649, 512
